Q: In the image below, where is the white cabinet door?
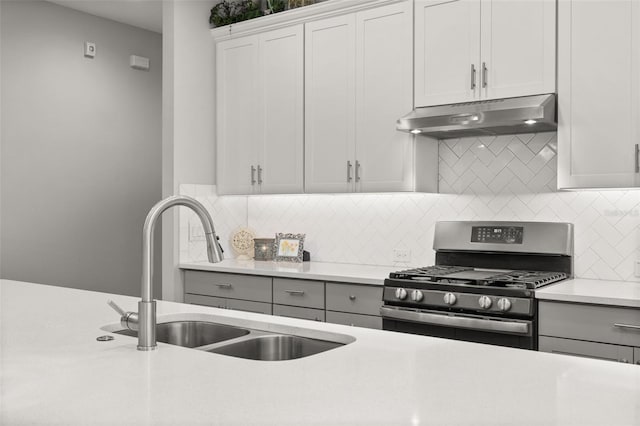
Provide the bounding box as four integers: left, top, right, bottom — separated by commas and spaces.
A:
557, 0, 640, 189
258, 25, 304, 194
480, 0, 556, 100
216, 35, 260, 195
304, 15, 357, 193
415, 0, 481, 107
355, 2, 415, 192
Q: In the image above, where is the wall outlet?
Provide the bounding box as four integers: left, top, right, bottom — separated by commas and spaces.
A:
393, 248, 411, 263
189, 221, 205, 242
635, 260, 640, 277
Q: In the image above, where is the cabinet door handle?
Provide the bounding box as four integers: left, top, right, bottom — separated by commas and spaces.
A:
349, 295, 356, 301
251, 166, 257, 185
285, 290, 305, 296
614, 323, 640, 331
257, 165, 263, 184
217, 284, 233, 289
635, 145, 639, 173
355, 161, 361, 182
482, 62, 488, 88
470, 64, 477, 90
347, 161, 353, 182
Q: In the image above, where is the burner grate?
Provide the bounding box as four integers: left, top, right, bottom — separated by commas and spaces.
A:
389, 265, 472, 280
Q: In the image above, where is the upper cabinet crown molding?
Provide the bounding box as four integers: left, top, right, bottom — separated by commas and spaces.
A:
211, 0, 409, 41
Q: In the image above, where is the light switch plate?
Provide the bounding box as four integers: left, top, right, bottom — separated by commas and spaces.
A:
189, 221, 205, 242
84, 42, 96, 58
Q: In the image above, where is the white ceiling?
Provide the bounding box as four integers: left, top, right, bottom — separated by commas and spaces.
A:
47, 0, 163, 33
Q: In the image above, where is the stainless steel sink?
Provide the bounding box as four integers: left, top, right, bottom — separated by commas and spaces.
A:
113, 321, 250, 348
207, 334, 344, 361
104, 313, 354, 360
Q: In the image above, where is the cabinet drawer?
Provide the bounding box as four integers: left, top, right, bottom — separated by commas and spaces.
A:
326, 282, 382, 316
326, 311, 382, 330
184, 293, 227, 309
226, 299, 272, 315
184, 271, 272, 303
273, 304, 325, 322
273, 278, 324, 309
539, 336, 635, 364
539, 301, 640, 347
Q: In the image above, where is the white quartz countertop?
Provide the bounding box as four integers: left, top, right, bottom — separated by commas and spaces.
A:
180, 259, 397, 285
536, 278, 640, 307
3, 279, 640, 425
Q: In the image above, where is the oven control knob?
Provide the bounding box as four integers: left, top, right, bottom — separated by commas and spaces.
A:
497, 298, 512, 312
478, 296, 492, 310
443, 293, 457, 305
395, 288, 408, 300
411, 290, 424, 302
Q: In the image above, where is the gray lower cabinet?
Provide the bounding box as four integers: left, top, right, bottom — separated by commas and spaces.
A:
539, 300, 640, 365
273, 304, 325, 322
185, 271, 272, 302
184, 270, 273, 315
183, 270, 384, 328
273, 278, 324, 309
185, 293, 272, 315
539, 336, 635, 364
273, 278, 325, 321
326, 282, 382, 330
326, 311, 382, 329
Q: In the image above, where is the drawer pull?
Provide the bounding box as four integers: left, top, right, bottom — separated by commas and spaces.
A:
349, 295, 356, 301
285, 290, 305, 296
217, 284, 233, 289
613, 323, 640, 331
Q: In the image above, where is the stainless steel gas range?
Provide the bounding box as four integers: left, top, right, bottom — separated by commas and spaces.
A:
381, 221, 574, 350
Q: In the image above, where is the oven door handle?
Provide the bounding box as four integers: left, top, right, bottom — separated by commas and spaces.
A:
380, 307, 530, 335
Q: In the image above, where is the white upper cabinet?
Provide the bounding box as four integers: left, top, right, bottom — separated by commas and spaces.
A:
216, 35, 260, 195
415, 0, 556, 107
216, 25, 304, 195
415, 0, 481, 106
355, 2, 415, 192
480, 0, 556, 100
304, 14, 357, 194
306, 1, 429, 193
258, 25, 304, 194
557, 0, 640, 189
216, 1, 438, 195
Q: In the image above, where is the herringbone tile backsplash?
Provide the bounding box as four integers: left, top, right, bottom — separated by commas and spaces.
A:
181, 131, 640, 282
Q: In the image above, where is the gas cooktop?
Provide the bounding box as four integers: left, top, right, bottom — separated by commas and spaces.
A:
389, 265, 568, 289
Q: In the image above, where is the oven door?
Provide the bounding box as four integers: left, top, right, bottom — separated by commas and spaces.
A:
380, 306, 536, 350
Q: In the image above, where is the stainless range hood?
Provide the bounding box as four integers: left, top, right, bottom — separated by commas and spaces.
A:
396, 94, 556, 139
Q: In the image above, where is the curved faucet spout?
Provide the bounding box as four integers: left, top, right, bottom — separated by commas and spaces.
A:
138, 195, 224, 351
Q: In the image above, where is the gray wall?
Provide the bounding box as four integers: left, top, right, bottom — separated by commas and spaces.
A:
0, 1, 162, 297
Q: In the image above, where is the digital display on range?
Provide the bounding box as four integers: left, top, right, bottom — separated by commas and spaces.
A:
471, 226, 523, 244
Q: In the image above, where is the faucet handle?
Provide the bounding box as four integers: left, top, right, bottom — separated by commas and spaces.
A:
107, 300, 126, 316
107, 300, 139, 331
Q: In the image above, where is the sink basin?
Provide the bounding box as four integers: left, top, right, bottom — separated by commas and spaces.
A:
207, 334, 344, 361
114, 321, 250, 348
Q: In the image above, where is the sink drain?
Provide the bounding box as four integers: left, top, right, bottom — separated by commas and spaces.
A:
96, 335, 114, 342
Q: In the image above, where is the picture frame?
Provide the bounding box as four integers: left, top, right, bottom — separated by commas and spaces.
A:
273, 233, 305, 263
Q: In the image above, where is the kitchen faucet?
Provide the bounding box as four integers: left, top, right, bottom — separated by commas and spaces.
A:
108, 195, 224, 351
